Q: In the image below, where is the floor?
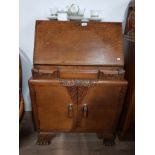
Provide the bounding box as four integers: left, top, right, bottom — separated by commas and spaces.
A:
20, 112, 135, 155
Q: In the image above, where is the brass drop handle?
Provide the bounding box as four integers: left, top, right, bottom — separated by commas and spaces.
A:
83, 104, 88, 118
68, 104, 73, 118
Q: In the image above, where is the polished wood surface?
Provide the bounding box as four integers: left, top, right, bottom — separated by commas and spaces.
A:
29, 79, 127, 131
34, 21, 124, 66
30, 81, 77, 131
118, 0, 135, 141
79, 82, 127, 131
29, 21, 128, 145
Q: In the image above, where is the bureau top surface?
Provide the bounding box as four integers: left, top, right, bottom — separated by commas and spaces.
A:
34, 20, 124, 66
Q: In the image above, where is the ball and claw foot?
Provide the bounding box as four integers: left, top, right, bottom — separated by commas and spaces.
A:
36, 134, 51, 145
103, 139, 115, 146
103, 133, 115, 146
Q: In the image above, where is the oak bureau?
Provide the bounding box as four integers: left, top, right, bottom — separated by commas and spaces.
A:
29, 20, 128, 145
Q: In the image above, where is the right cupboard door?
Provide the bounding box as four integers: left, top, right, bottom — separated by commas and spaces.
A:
77, 80, 128, 132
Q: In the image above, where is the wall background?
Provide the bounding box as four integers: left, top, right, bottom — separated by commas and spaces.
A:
19, 0, 130, 111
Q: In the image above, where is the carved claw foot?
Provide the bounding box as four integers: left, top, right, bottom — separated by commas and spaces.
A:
97, 133, 103, 139
103, 133, 115, 146
103, 139, 115, 146
36, 134, 52, 145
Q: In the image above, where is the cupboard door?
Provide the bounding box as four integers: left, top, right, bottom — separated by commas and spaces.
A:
29, 79, 77, 132
77, 81, 127, 132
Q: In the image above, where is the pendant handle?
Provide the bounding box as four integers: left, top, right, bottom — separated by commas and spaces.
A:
83, 104, 88, 118
68, 104, 73, 118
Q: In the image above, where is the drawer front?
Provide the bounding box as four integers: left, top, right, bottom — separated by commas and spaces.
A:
77, 81, 127, 131
29, 80, 78, 132
59, 70, 98, 79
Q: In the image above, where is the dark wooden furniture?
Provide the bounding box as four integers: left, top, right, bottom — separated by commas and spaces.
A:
19, 56, 24, 121
118, 0, 135, 140
29, 21, 128, 145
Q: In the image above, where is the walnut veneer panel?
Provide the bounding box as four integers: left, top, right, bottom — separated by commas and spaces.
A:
29, 79, 127, 133
78, 82, 127, 131
34, 21, 124, 66
36, 86, 77, 131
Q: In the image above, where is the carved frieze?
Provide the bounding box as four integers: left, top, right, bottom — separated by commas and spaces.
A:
98, 73, 124, 80
32, 68, 125, 81
32, 69, 60, 79
98, 70, 125, 80
59, 79, 97, 87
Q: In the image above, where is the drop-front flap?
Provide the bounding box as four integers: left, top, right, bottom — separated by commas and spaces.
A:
34, 20, 124, 66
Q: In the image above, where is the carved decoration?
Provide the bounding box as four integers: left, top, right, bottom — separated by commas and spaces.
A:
32, 68, 125, 81
103, 133, 115, 146
32, 68, 60, 79
98, 72, 124, 80
36, 134, 52, 145
78, 86, 89, 104
65, 86, 78, 104
98, 70, 125, 80
64, 86, 89, 104
103, 137, 115, 146
60, 79, 97, 87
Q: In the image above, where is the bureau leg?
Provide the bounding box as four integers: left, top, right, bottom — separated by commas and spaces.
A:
97, 133, 103, 139
103, 133, 115, 146
36, 133, 54, 145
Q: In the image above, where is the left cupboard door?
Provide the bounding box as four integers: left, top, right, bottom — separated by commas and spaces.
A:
29, 79, 77, 132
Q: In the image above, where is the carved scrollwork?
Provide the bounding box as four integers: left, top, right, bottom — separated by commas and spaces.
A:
32, 68, 60, 79
32, 68, 125, 81
65, 86, 90, 105
98, 73, 124, 80
98, 70, 125, 80
59, 79, 97, 87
